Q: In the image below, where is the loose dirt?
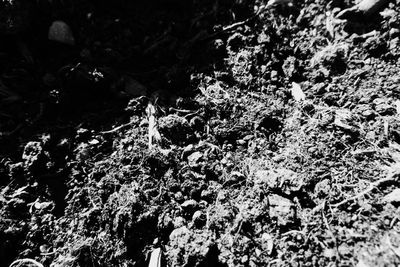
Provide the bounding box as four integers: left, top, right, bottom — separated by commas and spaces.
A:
1, 0, 400, 266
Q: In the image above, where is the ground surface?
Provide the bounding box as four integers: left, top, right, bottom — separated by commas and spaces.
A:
1, 0, 400, 266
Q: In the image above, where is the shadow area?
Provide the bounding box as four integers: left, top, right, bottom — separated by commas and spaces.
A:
0, 0, 255, 266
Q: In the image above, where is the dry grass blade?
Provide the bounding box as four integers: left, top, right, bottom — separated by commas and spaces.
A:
148, 247, 162, 267
100, 120, 136, 134
146, 103, 160, 149
331, 165, 400, 208
9, 258, 44, 267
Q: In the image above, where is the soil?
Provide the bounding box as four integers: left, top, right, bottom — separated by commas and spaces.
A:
1, 0, 400, 266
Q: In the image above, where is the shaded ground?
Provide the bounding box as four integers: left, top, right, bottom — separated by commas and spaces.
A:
1, 0, 400, 266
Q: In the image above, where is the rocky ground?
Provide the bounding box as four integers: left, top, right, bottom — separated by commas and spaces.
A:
1, 0, 400, 266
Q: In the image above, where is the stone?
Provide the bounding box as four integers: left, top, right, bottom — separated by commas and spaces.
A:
181, 199, 199, 215
268, 194, 296, 226
373, 98, 395, 115
22, 141, 46, 172
48, 20, 75, 45
187, 152, 203, 168
167, 227, 217, 267
192, 210, 206, 228
382, 188, 400, 203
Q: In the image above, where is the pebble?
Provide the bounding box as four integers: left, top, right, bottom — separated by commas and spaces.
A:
48, 21, 75, 45
268, 194, 296, 226
172, 217, 186, 229
241, 255, 249, 264
373, 98, 395, 115
187, 152, 203, 168
181, 144, 195, 160
174, 192, 184, 203
270, 70, 278, 82
181, 199, 199, 213
192, 210, 206, 228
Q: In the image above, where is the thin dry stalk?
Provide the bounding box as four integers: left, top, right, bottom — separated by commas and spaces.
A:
9, 258, 44, 267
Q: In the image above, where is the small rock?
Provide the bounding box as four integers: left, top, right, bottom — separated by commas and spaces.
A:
34, 201, 54, 211
189, 116, 205, 131
270, 70, 278, 82
338, 244, 351, 257
261, 233, 274, 255
181, 199, 199, 215
192, 210, 206, 228
243, 135, 253, 142
48, 20, 75, 45
382, 188, 400, 203
174, 192, 184, 203
282, 56, 298, 78
314, 179, 330, 198
334, 109, 359, 135
323, 248, 336, 259
158, 115, 193, 145
241, 255, 249, 264
173, 217, 187, 229
363, 36, 386, 56
167, 227, 216, 267
373, 98, 395, 115
224, 171, 245, 186
187, 151, 203, 168
268, 194, 296, 226
236, 139, 246, 146
390, 28, 400, 38
22, 142, 46, 172
181, 144, 195, 160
